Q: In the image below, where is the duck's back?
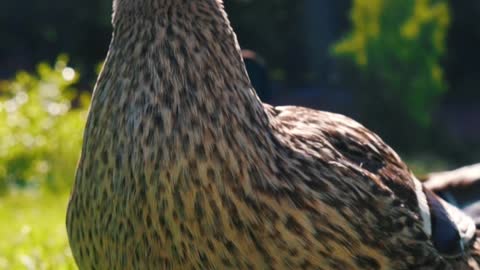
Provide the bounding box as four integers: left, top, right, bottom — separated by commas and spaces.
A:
67, 102, 478, 270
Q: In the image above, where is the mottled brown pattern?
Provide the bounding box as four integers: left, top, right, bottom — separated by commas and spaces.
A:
66, 0, 480, 269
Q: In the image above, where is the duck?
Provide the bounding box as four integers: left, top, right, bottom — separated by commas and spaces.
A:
66, 0, 480, 269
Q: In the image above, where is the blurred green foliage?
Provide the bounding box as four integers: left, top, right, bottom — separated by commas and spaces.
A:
0, 56, 89, 194
333, 0, 450, 128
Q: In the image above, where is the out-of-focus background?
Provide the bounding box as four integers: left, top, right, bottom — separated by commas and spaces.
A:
0, 0, 478, 268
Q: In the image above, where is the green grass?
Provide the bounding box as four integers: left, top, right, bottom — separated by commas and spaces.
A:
0, 192, 76, 270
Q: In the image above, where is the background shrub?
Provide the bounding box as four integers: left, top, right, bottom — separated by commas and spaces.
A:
333, 0, 450, 150
0, 56, 89, 193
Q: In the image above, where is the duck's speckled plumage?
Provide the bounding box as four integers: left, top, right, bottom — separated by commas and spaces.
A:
66, 0, 480, 269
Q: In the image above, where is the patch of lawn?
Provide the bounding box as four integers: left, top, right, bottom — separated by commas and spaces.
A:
0, 192, 76, 270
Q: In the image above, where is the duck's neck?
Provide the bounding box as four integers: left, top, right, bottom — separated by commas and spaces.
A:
107, 0, 268, 126
97, 0, 275, 170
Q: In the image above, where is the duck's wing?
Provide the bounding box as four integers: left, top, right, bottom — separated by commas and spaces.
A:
268, 105, 479, 266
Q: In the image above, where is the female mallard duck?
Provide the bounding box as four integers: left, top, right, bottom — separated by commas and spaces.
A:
66, 0, 480, 269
